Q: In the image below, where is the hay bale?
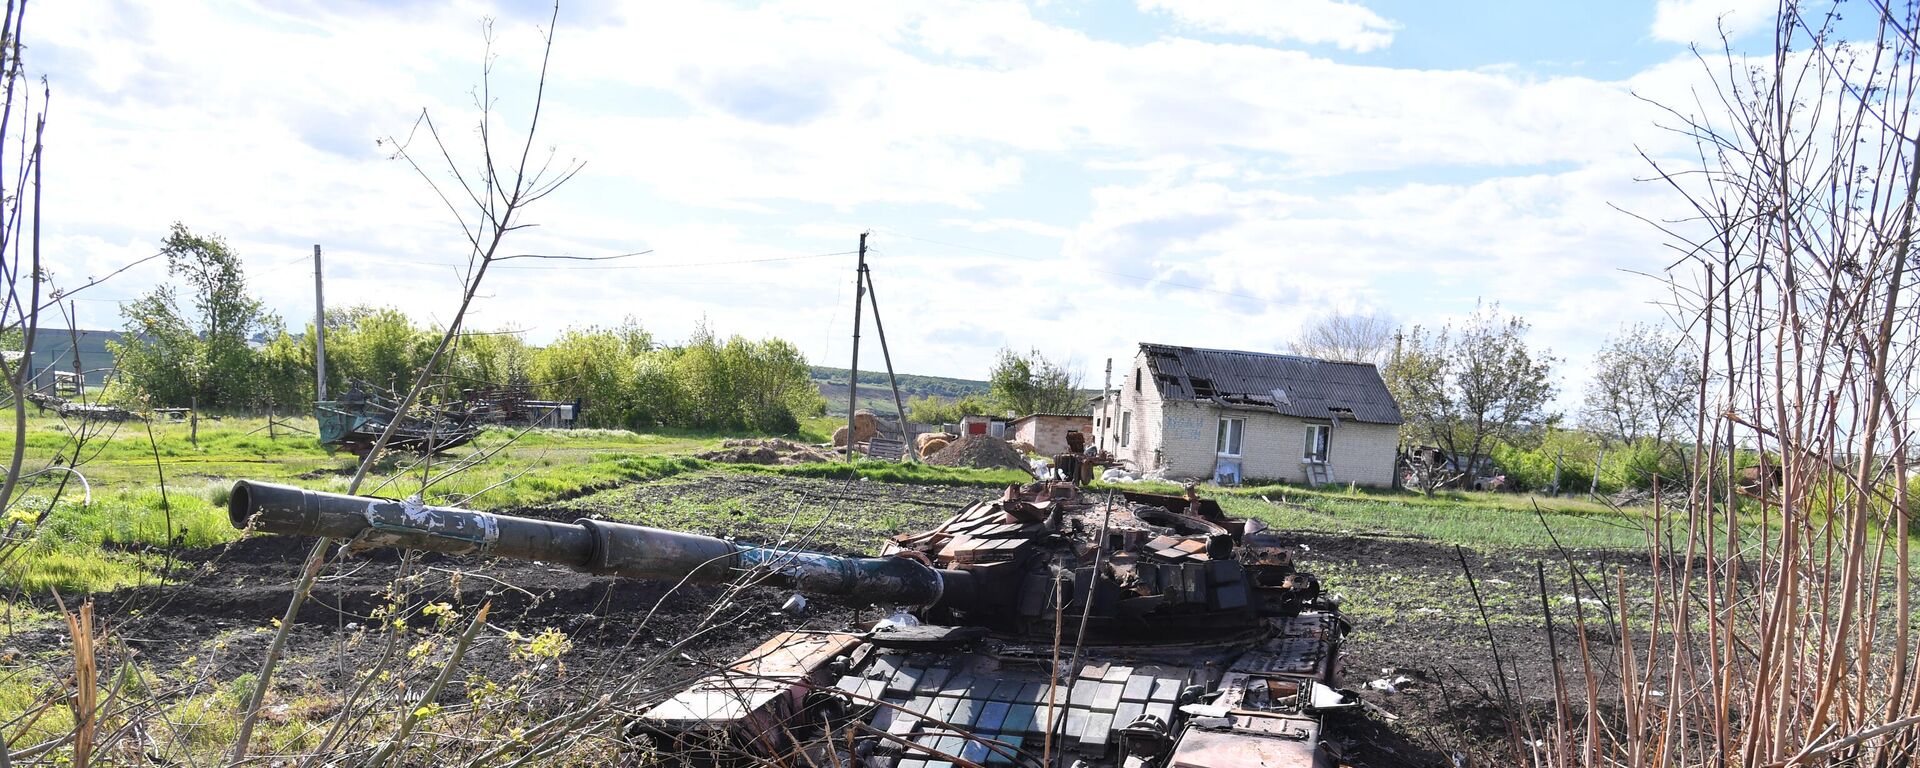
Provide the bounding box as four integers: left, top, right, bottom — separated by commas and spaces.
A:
832, 412, 883, 446
919, 437, 952, 458
851, 410, 881, 442
914, 432, 949, 453
1011, 440, 1038, 455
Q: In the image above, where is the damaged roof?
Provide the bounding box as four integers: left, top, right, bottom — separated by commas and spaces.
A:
1139, 343, 1403, 425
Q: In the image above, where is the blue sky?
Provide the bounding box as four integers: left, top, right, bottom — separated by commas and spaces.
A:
38, 0, 1784, 408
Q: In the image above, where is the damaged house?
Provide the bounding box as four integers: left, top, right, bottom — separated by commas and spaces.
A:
1099, 343, 1403, 487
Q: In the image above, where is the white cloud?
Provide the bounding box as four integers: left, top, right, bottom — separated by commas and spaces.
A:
937, 218, 1071, 238
1650, 0, 1776, 44
28, 0, 1723, 392
1060, 160, 1689, 408
1138, 0, 1398, 52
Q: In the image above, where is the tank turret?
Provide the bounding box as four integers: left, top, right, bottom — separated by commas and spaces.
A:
227, 478, 1358, 768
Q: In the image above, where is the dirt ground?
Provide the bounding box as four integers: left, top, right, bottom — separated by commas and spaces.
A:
7, 473, 1640, 767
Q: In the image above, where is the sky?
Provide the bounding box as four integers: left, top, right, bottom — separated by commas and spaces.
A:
35, 0, 1788, 408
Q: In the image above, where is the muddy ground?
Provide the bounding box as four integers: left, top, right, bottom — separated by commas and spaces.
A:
6, 472, 1643, 766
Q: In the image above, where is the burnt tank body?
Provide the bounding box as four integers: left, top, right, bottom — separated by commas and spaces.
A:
228, 479, 1357, 768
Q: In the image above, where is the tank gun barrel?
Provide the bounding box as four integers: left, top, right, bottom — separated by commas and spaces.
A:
227, 481, 955, 607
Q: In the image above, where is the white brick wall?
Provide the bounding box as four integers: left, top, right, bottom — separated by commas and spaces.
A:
1010, 415, 1092, 455
1103, 348, 1399, 487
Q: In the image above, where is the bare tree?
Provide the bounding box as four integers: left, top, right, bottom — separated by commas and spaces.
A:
1382, 303, 1556, 488
1523, 3, 1920, 765
1288, 312, 1396, 365
230, 6, 587, 762
1580, 322, 1698, 448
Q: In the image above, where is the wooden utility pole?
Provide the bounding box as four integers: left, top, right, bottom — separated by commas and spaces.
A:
313, 244, 328, 401
862, 264, 914, 460
845, 232, 867, 462
1099, 358, 1112, 451
68, 301, 83, 401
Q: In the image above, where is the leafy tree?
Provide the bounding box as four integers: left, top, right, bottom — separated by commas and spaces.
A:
987, 348, 1082, 416
111, 224, 271, 407
530, 322, 650, 429
725, 336, 818, 433
673, 324, 820, 432
1582, 323, 1699, 449
1383, 303, 1556, 489
447, 330, 533, 388
112, 286, 198, 406
324, 306, 435, 393
628, 351, 686, 428
907, 393, 991, 425
1289, 312, 1396, 365
673, 323, 736, 430
254, 322, 314, 409
1490, 428, 1605, 494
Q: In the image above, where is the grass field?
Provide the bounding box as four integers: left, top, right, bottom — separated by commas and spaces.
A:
0, 408, 1771, 595
0, 412, 1031, 592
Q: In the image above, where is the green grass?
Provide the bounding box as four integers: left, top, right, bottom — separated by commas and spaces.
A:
0, 406, 1778, 593
1082, 478, 1655, 552
1215, 490, 1653, 552
737, 460, 1032, 487
559, 469, 978, 553
0, 413, 738, 592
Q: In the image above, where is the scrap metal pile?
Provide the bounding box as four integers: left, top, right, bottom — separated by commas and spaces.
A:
458, 385, 581, 428
24, 392, 138, 421
315, 380, 480, 455
227, 478, 1359, 767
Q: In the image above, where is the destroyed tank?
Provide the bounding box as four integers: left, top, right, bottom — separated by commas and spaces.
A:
228, 479, 1357, 768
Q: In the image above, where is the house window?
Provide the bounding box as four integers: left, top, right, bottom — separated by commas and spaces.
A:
1216, 417, 1244, 457
1135, 369, 1141, 393
1304, 423, 1330, 463
1120, 412, 1131, 448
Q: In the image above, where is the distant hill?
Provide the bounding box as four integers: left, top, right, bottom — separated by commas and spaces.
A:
810, 366, 990, 416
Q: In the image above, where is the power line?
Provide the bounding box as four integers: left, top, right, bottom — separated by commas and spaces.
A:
496, 250, 854, 270
255, 253, 314, 276
874, 227, 1294, 309
343, 249, 855, 272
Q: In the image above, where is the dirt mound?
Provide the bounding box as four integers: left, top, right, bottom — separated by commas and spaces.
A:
698, 438, 834, 465
925, 434, 1031, 471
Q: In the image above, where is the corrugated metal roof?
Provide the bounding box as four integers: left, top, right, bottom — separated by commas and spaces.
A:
1140, 343, 1403, 425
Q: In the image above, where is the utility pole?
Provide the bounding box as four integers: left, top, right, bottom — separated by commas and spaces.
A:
68, 301, 83, 401
313, 244, 328, 401
1099, 358, 1112, 451
863, 265, 915, 461
845, 233, 867, 462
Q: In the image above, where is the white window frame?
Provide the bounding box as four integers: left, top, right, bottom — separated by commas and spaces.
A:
1216, 417, 1244, 458
1120, 412, 1131, 448
1303, 423, 1331, 463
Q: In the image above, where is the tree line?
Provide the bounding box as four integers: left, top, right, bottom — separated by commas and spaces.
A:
1293, 307, 1699, 493
905, 347, 1084, 424
107, 225, 825, 433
